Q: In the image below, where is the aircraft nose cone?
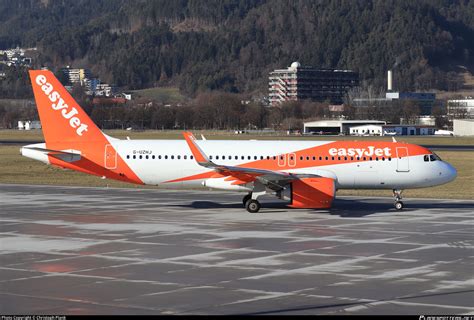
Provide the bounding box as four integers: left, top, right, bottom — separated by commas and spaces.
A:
447, 163, 457, 182
440, 162, 457, 184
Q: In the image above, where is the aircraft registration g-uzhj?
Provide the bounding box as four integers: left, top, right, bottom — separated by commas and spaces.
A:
21, 70, 457, 212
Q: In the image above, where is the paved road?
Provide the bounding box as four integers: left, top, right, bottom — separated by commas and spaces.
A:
0, 184, 473, 315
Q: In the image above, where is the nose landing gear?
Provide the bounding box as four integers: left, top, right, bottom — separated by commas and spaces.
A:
393, 189, 404, 210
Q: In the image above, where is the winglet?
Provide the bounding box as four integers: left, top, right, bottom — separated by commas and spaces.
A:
183, 131, 212, 166
392, 137, 397, 143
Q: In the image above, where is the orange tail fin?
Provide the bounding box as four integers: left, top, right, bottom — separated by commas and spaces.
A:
29, 69, 143, 185
29, 70, 103, 145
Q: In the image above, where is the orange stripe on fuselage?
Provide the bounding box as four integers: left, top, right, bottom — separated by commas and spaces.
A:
164, 141, 431, 184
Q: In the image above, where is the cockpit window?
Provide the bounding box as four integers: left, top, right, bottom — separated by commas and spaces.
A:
425, 153, 442, 162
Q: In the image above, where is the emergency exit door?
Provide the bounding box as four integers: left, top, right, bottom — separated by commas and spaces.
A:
105, 144, 117, 169
396, 147, 409, 172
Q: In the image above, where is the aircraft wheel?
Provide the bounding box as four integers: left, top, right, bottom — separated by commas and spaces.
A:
245, 199, 261, 213
242, 193, 251, 206
395, 201, 404, 211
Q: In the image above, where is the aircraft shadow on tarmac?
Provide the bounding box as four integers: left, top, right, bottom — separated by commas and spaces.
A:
171, 198, 474, 218
329, 198, 474, 217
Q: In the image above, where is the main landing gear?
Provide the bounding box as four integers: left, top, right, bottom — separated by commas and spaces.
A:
242, 188, 266, 213
245, 199, 261, 213
243, 182, 267, 213
242, 193, 251, 205
243, 193, 262, 213
393, 189, 404, 210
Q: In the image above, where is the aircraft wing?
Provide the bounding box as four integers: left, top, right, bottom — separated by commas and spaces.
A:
182, 132, 319, 191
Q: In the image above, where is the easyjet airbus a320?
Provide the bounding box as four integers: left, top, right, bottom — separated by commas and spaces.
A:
21, 70, 457, 212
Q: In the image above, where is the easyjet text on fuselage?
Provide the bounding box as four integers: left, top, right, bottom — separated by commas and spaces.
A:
328, 146, 392, 157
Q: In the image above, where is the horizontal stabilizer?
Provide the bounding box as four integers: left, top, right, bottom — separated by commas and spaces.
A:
22, 146, 82, 163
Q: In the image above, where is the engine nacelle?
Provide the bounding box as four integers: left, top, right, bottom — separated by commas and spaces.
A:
289, 177, 335, 209
202, 178, 253, 192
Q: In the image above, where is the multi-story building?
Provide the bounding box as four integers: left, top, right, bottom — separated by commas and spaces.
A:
385, 92, 436, 115
83, 77, 100, 95
95, 83, 116, 97
61, 67, 92, 85
269, 62, 359, 106
61, 67, 119, 97
447, 98, 474, 119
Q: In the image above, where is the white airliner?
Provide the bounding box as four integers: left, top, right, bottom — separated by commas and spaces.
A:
21, 70, 457, 212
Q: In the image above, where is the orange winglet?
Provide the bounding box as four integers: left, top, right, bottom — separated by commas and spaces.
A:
182, 131, 209, 164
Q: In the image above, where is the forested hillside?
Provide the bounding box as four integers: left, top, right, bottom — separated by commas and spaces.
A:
0, 0, 473, 95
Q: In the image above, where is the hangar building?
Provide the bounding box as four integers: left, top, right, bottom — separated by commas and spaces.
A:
303, 120, 386, 135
